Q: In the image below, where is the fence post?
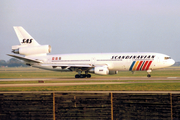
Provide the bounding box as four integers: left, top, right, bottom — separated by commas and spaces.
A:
74, 96, 76, 107
170, 93, 173, 120
53, 92, 55, 120
111, 92, 113, 120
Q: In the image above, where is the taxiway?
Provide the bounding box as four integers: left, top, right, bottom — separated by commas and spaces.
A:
0, 77, 179, 81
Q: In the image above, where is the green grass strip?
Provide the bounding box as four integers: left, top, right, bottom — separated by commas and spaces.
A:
1, 83, 180, 91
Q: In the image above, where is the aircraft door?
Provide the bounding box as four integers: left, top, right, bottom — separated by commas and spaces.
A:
91, 57, 96, 66
157, 57, 160, 63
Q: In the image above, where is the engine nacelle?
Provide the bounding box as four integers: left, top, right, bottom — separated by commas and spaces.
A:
12, 45, 51, 56
109, 70, 118, 75
89, 66, 109, 75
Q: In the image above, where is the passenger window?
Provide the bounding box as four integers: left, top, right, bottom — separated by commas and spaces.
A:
141, 56, 144, 59
152, 55, 155, 58
118, 56, 121, 59
126, 56, 129, 59
122, 56, 125, 59
133, 56, 136, 59
137, 56, 140, 59
147, 55, 151, 58
144, 56, 147, 59
129, 56, 133, 59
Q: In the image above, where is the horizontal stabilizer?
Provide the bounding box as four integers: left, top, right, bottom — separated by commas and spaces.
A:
7, 54, 41, 63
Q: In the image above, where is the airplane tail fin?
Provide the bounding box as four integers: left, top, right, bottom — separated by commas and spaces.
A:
13, 26, 40, 46
12, 26, 51, 56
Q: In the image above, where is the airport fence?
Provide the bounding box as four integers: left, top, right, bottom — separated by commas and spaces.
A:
0, 92, 180, 120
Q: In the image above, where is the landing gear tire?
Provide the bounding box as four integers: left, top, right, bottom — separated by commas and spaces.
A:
87, 74, 91, 78
80, 74, 86, 78
75, 74, 91, 78
147, 74, 151, 78
75, 74, 80, 78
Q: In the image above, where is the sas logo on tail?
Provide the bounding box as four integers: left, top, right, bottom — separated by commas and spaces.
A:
129, 61, 152, 71
21, 39, 33, 44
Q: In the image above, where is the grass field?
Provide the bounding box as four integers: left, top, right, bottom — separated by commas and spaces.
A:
0, 67, 180, 91
1, 83, 180, 91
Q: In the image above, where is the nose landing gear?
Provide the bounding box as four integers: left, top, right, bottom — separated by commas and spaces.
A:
147, 70, 152, 78
147, 74, 151, 77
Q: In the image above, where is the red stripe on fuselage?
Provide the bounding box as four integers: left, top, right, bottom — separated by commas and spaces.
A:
136, 61, 143, 71
145, 61, 152, 70
141, 61, 149, 71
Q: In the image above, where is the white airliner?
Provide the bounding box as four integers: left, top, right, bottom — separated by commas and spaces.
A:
8, 26, 175, 78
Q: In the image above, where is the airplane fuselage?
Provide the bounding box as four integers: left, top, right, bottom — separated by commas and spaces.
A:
29, 52, 175, 73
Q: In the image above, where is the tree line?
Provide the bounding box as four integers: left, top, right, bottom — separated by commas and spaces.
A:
0, 58, 26, 67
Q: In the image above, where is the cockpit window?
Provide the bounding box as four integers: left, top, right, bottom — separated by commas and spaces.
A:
164, 57, 171, 60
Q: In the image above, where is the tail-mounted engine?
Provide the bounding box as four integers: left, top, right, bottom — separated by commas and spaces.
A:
12, 45, 51, 56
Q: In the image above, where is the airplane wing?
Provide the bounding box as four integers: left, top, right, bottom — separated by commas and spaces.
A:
7, 54, 94, 68
41, 63, 93, 68
7, 54, 41, 63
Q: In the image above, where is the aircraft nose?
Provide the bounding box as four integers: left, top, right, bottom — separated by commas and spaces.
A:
169, 59, 175, 66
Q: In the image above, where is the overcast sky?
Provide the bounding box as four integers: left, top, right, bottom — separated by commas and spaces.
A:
0, 0, 180, 61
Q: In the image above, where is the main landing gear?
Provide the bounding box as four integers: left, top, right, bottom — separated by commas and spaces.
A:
75, 74, 91, 78
75, 70, 91, 78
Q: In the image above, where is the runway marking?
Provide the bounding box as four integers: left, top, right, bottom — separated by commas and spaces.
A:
167, 77, 177, 79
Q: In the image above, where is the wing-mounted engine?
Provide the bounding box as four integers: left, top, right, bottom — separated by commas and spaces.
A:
12, 45, 51, 56
89, 66, 118, 75
89, 66, 109, 75
94, 66, 109, 75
